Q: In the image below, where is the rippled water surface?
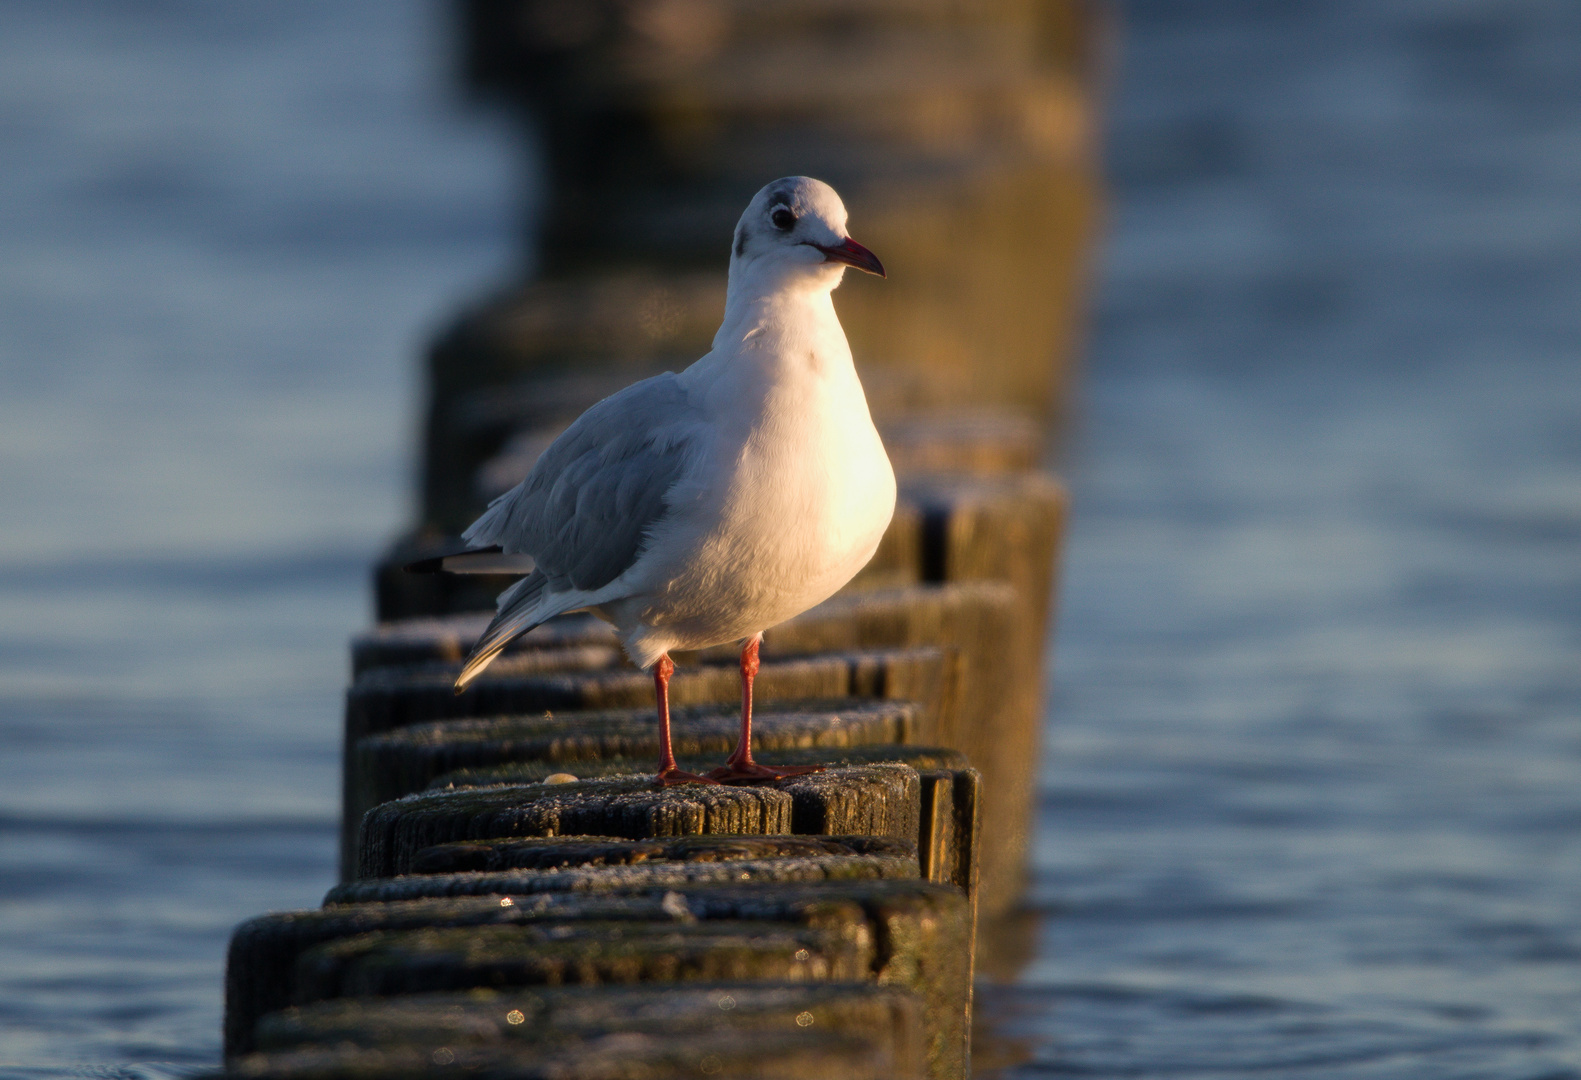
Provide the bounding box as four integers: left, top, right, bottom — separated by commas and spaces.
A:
1, 1, 1578, 1077
985, 2, 1581, 1077
0, 2, 513, 1074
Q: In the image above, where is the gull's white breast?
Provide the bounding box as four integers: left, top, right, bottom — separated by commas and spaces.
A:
609, 296, 896, 660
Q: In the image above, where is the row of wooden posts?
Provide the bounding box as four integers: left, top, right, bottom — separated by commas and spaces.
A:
218, 1, 1100, 1076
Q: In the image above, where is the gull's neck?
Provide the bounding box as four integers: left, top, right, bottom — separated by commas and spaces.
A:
713, 257, 845, 355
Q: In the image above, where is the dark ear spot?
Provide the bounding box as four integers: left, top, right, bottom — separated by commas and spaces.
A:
733, 223, 747, 259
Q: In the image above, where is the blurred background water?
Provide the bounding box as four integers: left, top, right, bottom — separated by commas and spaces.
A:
0, 1, 1578, 1078
0, 2, 514, 1073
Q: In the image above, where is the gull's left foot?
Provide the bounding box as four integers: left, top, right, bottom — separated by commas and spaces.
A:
706, 761, 826, 783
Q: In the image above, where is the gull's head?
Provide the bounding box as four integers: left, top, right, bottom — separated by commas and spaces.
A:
729, 176, 885, 292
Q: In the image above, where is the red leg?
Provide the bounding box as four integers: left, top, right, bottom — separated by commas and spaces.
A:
653, 653, 717, 786
708, 635, 823, 782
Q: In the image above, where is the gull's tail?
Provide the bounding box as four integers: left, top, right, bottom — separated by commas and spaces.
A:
454, 570, 550, 693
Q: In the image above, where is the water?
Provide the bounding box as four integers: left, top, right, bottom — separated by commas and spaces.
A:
982, 2, 1581, 1077
1, 1, 1578, 1077
0, 2, 514, 1074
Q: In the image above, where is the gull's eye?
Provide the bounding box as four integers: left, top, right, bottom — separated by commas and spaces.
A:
770, 207, 796, 231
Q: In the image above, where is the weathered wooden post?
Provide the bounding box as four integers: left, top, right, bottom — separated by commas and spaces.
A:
338, 646, 951, 878
244, 984, 931, 1079
227, 880, 972, 1078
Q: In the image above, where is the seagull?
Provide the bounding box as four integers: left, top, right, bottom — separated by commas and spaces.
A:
449, 176, 895, 785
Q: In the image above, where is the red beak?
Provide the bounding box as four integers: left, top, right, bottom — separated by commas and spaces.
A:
814, 236, 886, 278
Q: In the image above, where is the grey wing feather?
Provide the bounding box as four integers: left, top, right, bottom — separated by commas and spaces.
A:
463, 372, 701, 594
454, 571, 548, 691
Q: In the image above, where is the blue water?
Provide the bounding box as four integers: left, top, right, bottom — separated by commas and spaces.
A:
1, 1, 1578, 1077
0, 2, 513, 1073
988, 2, 1581, 1077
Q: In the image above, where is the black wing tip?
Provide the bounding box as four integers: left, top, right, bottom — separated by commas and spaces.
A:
403, 545, 503, 574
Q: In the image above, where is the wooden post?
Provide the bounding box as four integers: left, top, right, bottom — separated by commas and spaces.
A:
401, 833, 919, 875
252, 983, 926, 1078
328, 850, 919, 906
226, 880, 970, 1078
905, 473, 1068, 917
340, 648, 951, 879
347, 700, 921, 839
425, 743, 969, 792
363, 490, 1062, 913
229, 1027, 918, 1079
355, 765, 921, 881
344, 648, 949, 743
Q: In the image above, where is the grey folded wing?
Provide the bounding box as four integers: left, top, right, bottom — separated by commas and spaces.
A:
462, 372, 702, 595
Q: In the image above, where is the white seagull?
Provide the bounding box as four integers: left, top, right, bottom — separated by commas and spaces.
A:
451, 176, 895, 784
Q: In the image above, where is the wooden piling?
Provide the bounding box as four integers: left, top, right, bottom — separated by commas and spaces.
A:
355, 765, 921, 881
226, 880, 970, 1077
403, 753, 977, 907
252, 983, 926, 1075
347, 700, 920, 837
365, 478, 1061, 908
228, 1027, 918, 1079
906, 473, 1068, 912
400, 834, 918, 876
327, 851, 920, 907
345, 764, 974, 898
423, 742, 969, 791
340, 648, 948, 879
347, 580, 1034, 910
290, 921, 872, 1002
344, 649, 949, 744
